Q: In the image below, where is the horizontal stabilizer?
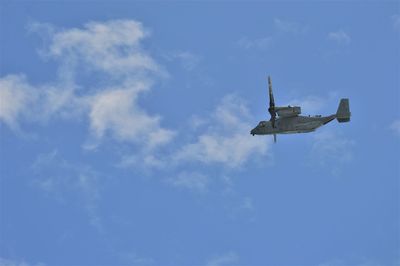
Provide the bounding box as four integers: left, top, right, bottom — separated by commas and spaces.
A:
336, 98, 351, 123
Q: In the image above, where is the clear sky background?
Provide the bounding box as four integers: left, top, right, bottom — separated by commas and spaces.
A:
0, 1, 399, 266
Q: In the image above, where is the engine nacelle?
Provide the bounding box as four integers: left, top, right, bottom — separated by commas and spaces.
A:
276, 106, 301, 117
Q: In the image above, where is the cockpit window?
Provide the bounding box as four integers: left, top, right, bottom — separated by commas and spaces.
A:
258, 121, 267, 127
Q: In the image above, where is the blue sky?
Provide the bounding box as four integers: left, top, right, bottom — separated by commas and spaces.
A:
0, 1, 399, 266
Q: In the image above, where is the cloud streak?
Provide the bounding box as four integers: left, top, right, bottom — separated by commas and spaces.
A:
284, 95, 327, 115
237, 18, 307, 51
32, 150, 104, 231
392, 14, 400, 31
0, 74, 80, 131
390, 119, 400, 136
0, 75, 36, 131
274, 18, 308, 34
88, 83, 175, 147
45, 20, 160, 77
173, 94, 270, 168
310, 129, 355, 175
2, 20, 273, 198
237, 36, 272, 50
0, 257, 45, 266
1, 20, 174, 150
328, 30, 351, 45
167, 171, 209, 193
205, 252, 239, 266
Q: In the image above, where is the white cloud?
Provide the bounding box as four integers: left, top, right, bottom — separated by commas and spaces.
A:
237, 19, 306, 50
45, 20, 160, 77
274, 18, 308, 34
0, 257, 45, 266
310, 129, 355, 174
328, 30, 351, 45
238, 197, 254, 211
189, 115, 208, 130
285, 95, 327, 115
116, 95, 272, 195
0, 75, 34, 130
0, 74, 81, 130
283, 90, 342, 116
205, 252, 239, 266
118, 252, 155, 266
390, 119, 400, 136
173, 94, 271, 168
118, 93, 273, 176
116, 94, 271, 195
172, 51, 201, 71
318, 258, 389, 266
167, 171, 209, 192
88, 83, 175, 147
392, 14, 400, 31
237, 19, 307, 50
163, 51, 203, 72
312, 130, 354, 163
32, 150, 104, 231
117, 153, 167, 170
2, 20, 174, 150
237, 36, 273, 50
43, 20, 174, 148
3, 20, 271, 197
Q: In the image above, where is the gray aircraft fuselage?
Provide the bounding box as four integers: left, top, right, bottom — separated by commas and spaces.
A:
250, 114, 336, 135
251, 76, 350, 141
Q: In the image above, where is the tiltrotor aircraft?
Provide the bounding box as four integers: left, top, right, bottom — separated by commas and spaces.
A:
250, 76, 351, 142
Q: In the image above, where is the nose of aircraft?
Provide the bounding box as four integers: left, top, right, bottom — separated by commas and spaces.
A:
250, 128, 256, 135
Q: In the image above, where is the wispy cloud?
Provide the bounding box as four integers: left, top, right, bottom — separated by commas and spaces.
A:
118, 153, 167, 170
173, 94, 271, 168
205, 252, 239, 266
119, 94, 272, 192
3, 20, 271, 197
32, 150, 104, 231
42, 20, 161, 77
274, 18, 308, 34
328, 30, 351, 45
392, 14, 400, 31
237, 36, 273, 50
2, 20, 175, 151
225, 195, 257, 222
0, 257, 45, 266
165, 51, 202, 71
0, 75, 35, 131
0, 74, 80, 131
237, 18, 306, 50
167, 171, 209, 193
310, 129, 355, 175
390, 119, 400, 136
286, 91, 343, 114
88, 84, 175, 148
284, 95, 327, 115
117, 252, 155, 266
318, 257, 392, 266
40, 20, 174, 149
238, 196, 254, 211
121, 94, 272, 170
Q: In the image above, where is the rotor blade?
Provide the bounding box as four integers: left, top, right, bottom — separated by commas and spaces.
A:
267, 76, 277, 127
273, 134, 277, 143
270, 117, 276, 128
268, 76, 275, 108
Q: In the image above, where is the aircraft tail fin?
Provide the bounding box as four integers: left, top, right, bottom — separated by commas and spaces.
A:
336, 98, 351, 123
